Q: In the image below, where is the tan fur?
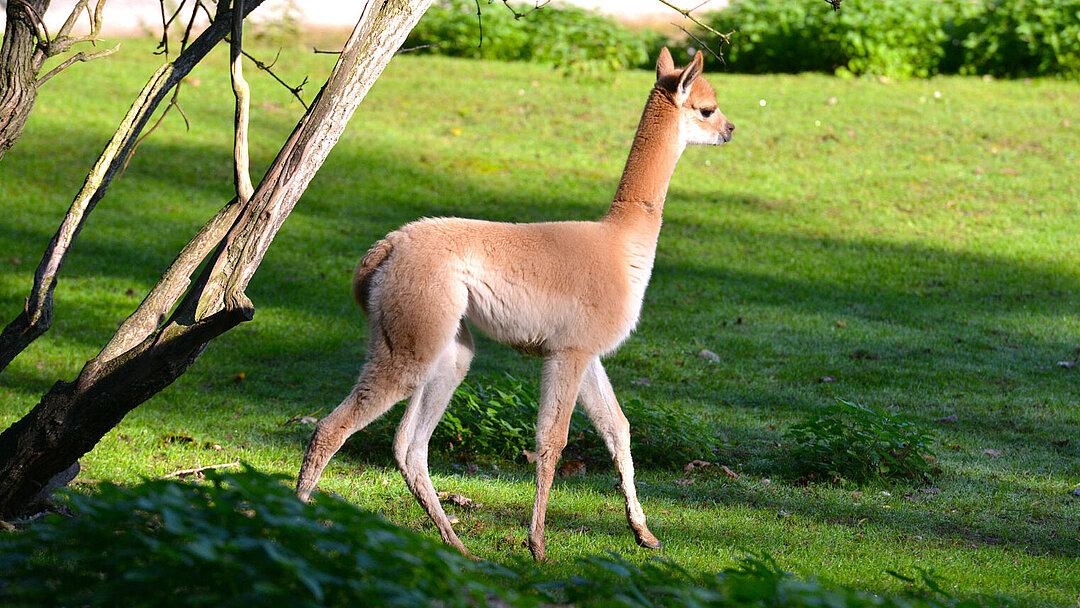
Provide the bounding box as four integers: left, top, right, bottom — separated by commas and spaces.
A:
297, 49, 735, 561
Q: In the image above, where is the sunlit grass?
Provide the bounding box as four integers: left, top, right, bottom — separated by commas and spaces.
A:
1, 39, 1078, 605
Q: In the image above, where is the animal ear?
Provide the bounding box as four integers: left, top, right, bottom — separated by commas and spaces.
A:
656, 47, 674, 79
675, 50, 704, 104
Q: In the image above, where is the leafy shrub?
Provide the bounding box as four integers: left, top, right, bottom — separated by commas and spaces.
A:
784, 399, 937, 484
405, 1, 657, 73
703, 0, 1080, 78
956, 0, 1080, 78
346, 373, 718, 469
0, 466, 521, 608
0, 467, 1009, 608
541, 551, 1009, 608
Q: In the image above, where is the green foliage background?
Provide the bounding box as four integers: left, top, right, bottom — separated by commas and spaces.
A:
705, 0, 1080, 78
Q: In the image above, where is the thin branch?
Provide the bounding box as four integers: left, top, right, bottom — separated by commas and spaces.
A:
397, 43, 439, 55
159, 461, 240, 479
500, 0, 549, 20
473, 0, 482, 49
11, 0, 51, 45
824, 0, 843, 10
239, 48, 309, 109
313, 47, 342, 55
54, 0, 89, 40
230, 0, 255, 204
655, 0, 733, 61
37, 44, 120, 86
672, 23, 728, 66
120, 0, 201, 173
119, 85, 186, 174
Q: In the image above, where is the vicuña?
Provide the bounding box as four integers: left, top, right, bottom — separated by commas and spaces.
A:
297, 48, 734, 561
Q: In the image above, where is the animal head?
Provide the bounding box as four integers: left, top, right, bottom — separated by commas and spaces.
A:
655, 47, 735, 146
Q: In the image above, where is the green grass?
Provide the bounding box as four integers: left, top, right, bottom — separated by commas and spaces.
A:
2, 39, 1079, 605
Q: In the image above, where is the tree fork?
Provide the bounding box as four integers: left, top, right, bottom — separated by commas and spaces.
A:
0, 0, 435, 519
0, 0, 267, 374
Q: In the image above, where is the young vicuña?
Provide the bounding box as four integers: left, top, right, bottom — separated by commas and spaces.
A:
297, 48, 735, 561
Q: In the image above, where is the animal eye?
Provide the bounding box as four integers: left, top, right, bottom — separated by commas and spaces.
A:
699, 108, 715, 119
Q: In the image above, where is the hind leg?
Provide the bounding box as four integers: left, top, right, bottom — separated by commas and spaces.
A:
393, 322, 475, 557
578, 357, 660, 549
297, 287, 465, 501
296, 361, 413, 501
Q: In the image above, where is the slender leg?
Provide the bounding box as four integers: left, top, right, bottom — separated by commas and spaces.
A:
528, 350, 591, 562
296, 362, 417, 501
393, 323, 476, 558
578, 357, 661, 549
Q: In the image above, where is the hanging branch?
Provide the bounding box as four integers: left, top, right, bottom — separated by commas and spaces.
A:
653, 0, 733, 61
0, 0, 269, 374
230, 0, 255, 204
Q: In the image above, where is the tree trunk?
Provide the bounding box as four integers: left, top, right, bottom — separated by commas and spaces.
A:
0, 0, 434, 520
0, 0, 264, 374
0, 0, 48, 162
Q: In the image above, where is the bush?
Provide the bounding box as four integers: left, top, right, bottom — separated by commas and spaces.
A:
783, 398, 938, 484
346, 373, 718, 469
703, 0, 1080, 78
0, 467, 1009, 608
0, 466, 521, 608
405, 1, 659, 73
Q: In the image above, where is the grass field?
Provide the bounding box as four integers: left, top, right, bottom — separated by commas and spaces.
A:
1, 39, 1078, 605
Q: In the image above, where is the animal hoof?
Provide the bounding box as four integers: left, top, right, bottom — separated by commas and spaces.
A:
635, 533, 662, 550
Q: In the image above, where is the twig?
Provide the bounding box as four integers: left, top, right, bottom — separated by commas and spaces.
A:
313, 47, 342, 55
239, 48, 309, 109
284, 407, 324, 425
37, 44, 120, 85
654, 0, 732, 46
159, 461, 240, 479
672, 23, 728, 66
500, 0, 549, 20
473, 0, 483, 49
396, 43, 440, 55
824, 0, 843, 10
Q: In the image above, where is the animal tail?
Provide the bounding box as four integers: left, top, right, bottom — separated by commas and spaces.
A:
352, 237, 394, 313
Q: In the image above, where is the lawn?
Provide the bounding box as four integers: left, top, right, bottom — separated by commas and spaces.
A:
1, 38, 1078, 606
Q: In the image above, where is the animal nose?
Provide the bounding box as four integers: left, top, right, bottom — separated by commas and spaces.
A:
726, 121, 735, 134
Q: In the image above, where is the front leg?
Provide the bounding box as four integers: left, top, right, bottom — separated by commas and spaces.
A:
578, 357, 660, 549
528, 350, 591, 562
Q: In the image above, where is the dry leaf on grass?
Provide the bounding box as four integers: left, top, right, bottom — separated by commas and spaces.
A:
981, 449, 1003, 457
684, 459, 711, 473
721, 465, 740, 479
438, 493, 481, 510
674, 478, 695, 486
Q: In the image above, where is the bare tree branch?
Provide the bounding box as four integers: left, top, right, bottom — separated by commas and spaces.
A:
37, 43, 118, 85
500, 0, 549, 20
0, 0, 268, 373
240, 47, 309, 109
230, 0, 255, 204
159, 461, 240, 479
654, 0, 733, 61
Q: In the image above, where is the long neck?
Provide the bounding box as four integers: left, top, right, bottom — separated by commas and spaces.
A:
605, 88, 684, 223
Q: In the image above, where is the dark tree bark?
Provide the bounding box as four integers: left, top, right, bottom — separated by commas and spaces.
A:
0, 0, 114, 163
0, 0, 48, 161
0, 0, 434, 520
0, 0, 256, 374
